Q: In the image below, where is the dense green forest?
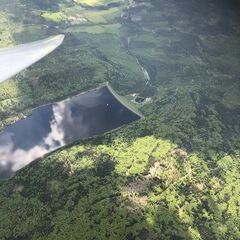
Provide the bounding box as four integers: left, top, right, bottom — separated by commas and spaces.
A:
0, 0, 239, 239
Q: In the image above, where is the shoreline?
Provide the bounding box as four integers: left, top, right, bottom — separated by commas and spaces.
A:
2, 82, 144, 129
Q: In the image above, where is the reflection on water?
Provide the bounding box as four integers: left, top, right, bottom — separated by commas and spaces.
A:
0, 86, 140, 180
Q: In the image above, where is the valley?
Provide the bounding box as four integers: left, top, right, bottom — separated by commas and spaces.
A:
0, 0, 239, 239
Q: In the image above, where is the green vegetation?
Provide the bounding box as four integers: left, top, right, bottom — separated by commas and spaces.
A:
65, 23, 121, 35
84, 8, 120, 23
0, 12, 22, 47
64, 0, 125, 35
0, 134, 239, 239
41, 11, 67, 23
105, 82, 144, 118
0, 0, 240, 239
74, 0, 119, 7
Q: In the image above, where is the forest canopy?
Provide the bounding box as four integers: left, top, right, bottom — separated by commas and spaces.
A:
0, 0, 239, 239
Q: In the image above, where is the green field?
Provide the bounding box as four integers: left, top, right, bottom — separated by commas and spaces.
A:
65, 23, 121, 34
74, 0, 120, 7
41, 11, 67, 23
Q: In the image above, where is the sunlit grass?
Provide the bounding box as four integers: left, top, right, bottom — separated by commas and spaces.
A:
83, 7, 120, 23
65, 23, 121, 34
74, 0, 116, 7
41, 11, 67, 23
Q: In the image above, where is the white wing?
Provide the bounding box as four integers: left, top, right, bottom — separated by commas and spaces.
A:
0, 34, 65, 83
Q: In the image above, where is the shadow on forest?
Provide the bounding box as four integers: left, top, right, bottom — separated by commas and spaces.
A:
0, 0, 240, 238
0, 143, 194, 240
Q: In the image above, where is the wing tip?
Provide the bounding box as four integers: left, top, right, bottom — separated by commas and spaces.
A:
53, 34, 65, 47
0, 34, 66, 84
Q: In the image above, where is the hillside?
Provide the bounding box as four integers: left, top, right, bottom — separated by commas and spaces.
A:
0, 0, 239, 239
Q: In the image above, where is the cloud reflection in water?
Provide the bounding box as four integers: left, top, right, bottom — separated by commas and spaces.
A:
0, 86, 140, 179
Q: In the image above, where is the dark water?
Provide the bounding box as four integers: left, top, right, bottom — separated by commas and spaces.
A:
0, 86, 140, 180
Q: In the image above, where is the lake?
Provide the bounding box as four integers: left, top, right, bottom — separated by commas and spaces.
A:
0, 85, 141, 180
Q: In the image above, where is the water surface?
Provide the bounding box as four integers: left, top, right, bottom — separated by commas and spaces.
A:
0, 86, 140, 180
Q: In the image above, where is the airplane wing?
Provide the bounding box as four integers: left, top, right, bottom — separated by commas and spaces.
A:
0, 34, 65, 83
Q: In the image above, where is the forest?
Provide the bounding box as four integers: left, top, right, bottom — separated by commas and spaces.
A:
0, 0, 239, 239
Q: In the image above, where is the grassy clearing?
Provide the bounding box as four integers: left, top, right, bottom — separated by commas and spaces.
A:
64, 6, 121, 24
64, 0, 124, 25
65, 23, 121, 34
66, 25, 105, 34
73, 0, 118, 7
64, 5, 85, 15
85, 7, 120, 23
41, 11, 67, 23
